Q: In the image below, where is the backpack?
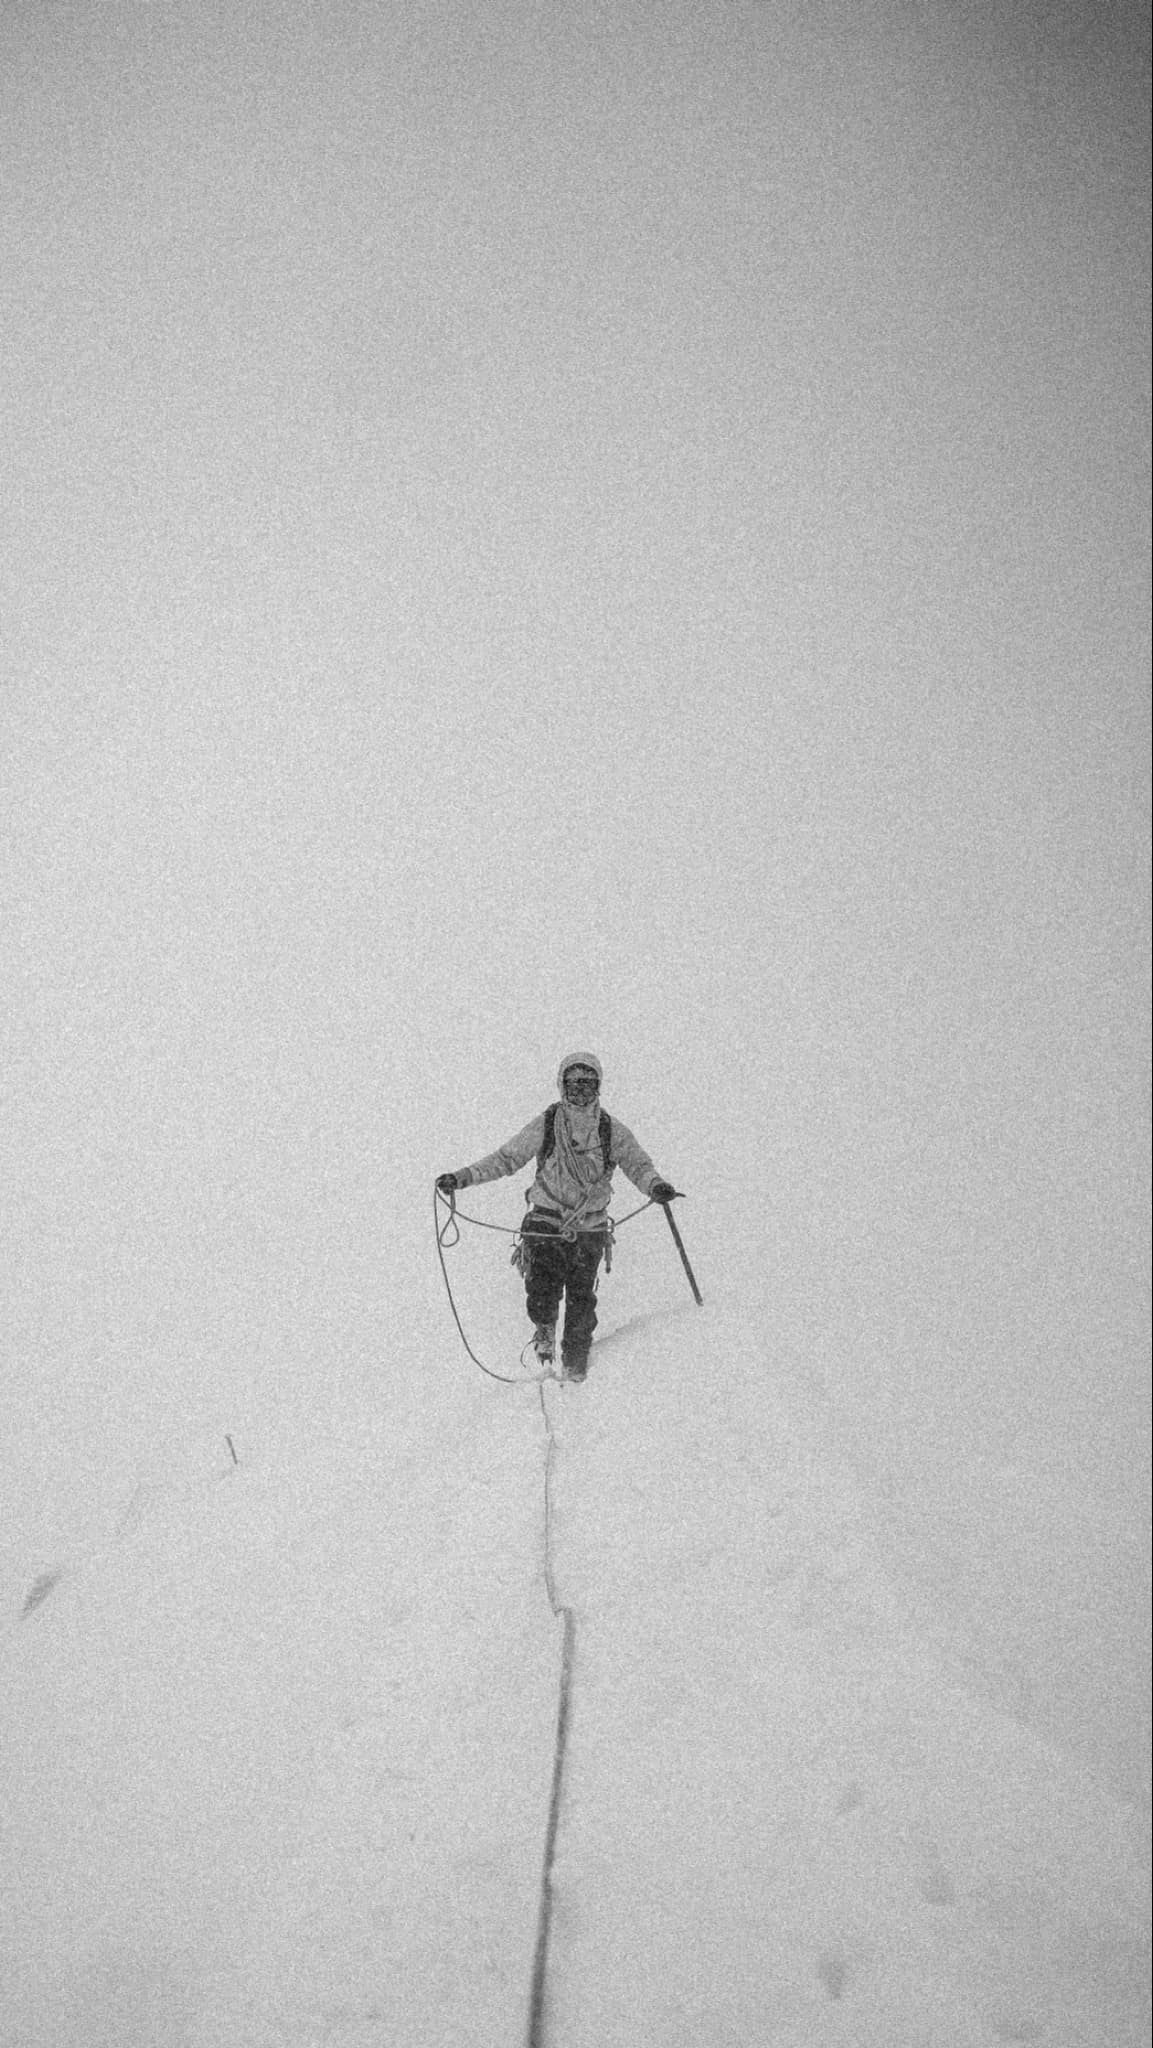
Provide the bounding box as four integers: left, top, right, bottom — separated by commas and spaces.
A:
536, 1101, 613, 1177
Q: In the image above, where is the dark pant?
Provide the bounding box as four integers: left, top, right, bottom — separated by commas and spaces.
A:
522, 1212, 606, 1363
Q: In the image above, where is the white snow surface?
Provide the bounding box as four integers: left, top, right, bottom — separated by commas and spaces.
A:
1, 1270, 1148, 2048
2, 0, 1149, 2042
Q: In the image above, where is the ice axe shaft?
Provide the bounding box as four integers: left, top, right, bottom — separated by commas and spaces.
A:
660, 1196, 703, 1306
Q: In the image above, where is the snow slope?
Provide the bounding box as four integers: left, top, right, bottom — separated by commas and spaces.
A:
2, 1335, 556, 2047
541, 1303, 1149, 2048
2, 0, 1148, 2041
1, 1271, 1147, 2047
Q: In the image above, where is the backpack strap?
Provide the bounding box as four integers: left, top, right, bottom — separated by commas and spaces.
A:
536, 1102, 559, 1171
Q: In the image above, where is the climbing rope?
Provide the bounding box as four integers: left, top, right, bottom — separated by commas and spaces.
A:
431, 1182, 591, 2031
433, 1186, 533, 1383
433, 1183, 653, 1385
526, 1385, 575, 2048
434, 1176, 683, 2040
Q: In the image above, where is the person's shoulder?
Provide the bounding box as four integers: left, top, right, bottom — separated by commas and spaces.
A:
502, 1107, 549, 1146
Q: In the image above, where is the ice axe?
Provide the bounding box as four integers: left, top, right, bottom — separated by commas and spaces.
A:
658, 1192, 703, 1306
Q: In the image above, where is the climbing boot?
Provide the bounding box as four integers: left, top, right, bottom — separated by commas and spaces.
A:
532, 1321, 557, 1365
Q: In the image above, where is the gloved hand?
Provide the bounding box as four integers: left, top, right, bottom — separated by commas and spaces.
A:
650, 1180, 678, 1204
436, 1171, 463, 1194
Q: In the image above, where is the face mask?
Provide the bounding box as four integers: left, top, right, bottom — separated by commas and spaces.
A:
563, 1070, 599, 1106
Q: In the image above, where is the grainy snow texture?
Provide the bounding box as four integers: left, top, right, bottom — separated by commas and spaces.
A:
1, 1300, 1148, 2046
2, 0, 1148, 2043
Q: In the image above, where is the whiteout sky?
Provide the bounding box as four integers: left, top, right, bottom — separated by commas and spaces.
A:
1, 1, 1149, 2043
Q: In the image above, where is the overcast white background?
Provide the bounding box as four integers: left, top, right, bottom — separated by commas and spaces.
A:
2, 1, 1149, 2043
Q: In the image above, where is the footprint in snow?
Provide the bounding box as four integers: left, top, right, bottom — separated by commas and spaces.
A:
816, 1948, 848, 2000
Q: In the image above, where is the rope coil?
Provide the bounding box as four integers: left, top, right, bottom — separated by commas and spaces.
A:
434, 1183, 653, 1384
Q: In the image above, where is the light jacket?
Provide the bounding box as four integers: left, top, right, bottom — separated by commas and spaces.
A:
459, 1105, 660, 1233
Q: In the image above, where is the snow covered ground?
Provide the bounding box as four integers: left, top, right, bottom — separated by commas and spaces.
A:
2, 1250, 1148, 2047
2, 1, 1148, 2043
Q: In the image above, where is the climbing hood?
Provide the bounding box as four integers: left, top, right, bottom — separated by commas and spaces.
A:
556, 1050, 603, 1093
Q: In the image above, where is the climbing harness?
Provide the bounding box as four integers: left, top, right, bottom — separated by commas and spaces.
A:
434, 1182, 653, 1384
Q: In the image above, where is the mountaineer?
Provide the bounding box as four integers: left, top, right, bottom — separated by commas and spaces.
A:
437, 1052, 676, 1380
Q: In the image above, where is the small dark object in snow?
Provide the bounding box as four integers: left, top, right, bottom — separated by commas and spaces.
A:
22, 1570, 63, 1617
817, 1949, 848, 2000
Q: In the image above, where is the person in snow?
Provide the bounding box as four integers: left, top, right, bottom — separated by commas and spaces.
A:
437, 1052, 677, 1381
